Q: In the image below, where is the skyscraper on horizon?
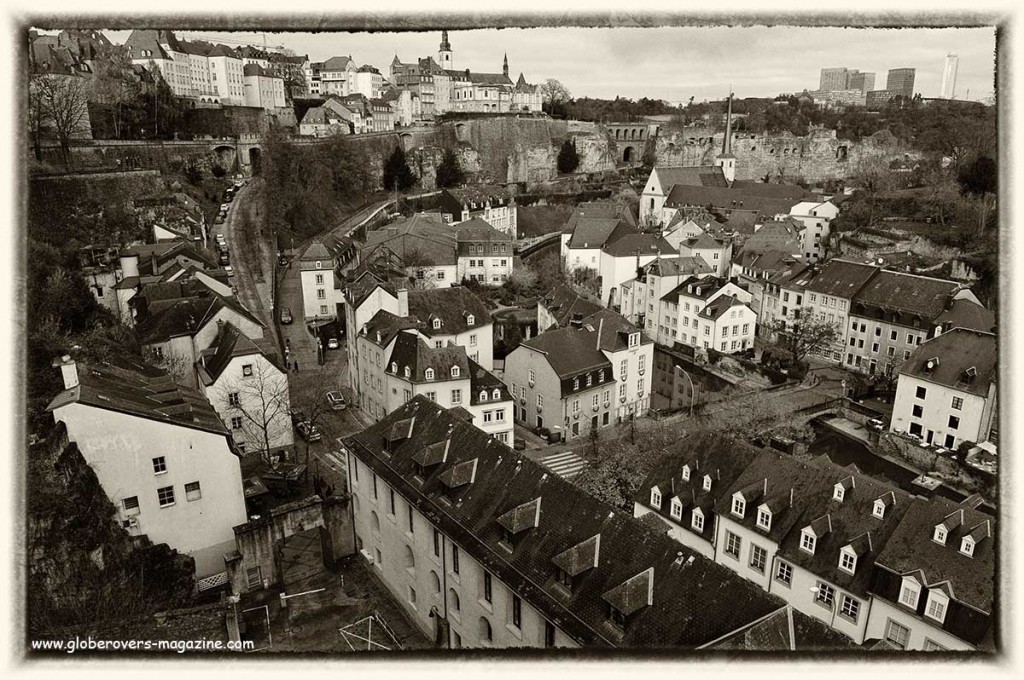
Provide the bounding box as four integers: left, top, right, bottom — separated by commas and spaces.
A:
941, 53, 959, 99
819, 67, 850, 91
848, 71, 875, 93
886, 67, 916, 98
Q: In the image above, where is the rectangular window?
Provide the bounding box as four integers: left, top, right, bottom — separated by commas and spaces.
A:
433, 528, 440, 557
484, 572, 492, 603
885, 620, 909, 649
451, 389, 462, 404
544, 620, 556, 648
372, 473, 378, 499
749, 544, 767, 573
185, 481, 202, 501
152, 456, 167, 474
452, 545, 460, 574
915, 386, 927, 400
891, 330, 898, 341
951, 396, 963, 410
495, 410, 505, 422
470, 334, 477, 346
775, 561, 793, 586
228, 392, 240, 407
948, 415, 960, 430
839, 594, 860, 622
512, 595, 522, 628
724, 531, 741, 558
814, 582, 835, 608
408, 505, 415, 533
315, 274, 324, 285
157, 486, 175, 507
912, 404, 923, 418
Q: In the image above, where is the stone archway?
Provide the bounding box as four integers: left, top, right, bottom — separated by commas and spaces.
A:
249, 147, 262, 175
623, 146, 636, 163
400, 133, 414, 151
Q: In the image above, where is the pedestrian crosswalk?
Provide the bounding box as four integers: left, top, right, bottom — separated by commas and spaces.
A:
538, 450, 588, 480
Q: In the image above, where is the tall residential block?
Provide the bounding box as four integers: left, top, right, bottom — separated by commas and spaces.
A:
848, 71, 875, 93
819, 67, 850, 91
941, 53, 959, 99
886, 68, 916, 98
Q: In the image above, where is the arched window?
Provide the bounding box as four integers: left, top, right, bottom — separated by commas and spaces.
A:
425, 368, 435, 380
403, 544, 415, 570
492, 388, 501, 400
431, 571, 441, 593
449, 588, 461, 612
370, 511, 380, 535
479, 391, 488, 402
479, 617, 493, 643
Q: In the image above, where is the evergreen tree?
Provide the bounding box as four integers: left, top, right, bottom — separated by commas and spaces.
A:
383, 145, 416, 191
435, 148, 465, 188
557, 138, 580, 174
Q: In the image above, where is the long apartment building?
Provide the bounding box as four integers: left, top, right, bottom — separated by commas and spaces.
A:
340, 397, 853, 650
633, 442, 995, 651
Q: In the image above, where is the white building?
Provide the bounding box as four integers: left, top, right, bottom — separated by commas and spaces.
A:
789, 200, 839, 262
47, 357, 248, 578
667, 276, 754, 353
559, 202, 637, 275
597, 230, 678, 308
298, 239, 346, 320
197, 322, 293, 456
619, 256, 715, 345
889, 328, 996, 450
455, 218, 514, 285
439, 187, 518, 238
243, 64, 287, 109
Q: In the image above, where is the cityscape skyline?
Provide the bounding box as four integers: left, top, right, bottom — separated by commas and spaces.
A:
94, 25, 996, 103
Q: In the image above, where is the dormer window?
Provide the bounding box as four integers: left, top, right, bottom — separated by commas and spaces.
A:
681, 465, 691, 481
702, 475, 712, 492
933, 526, 947, 545
607, 604, 627, 630
555, 566, 573, 592
670, 497, 682, 521
628, 332, 640, 348
403, 366, 410, 378
872, 499, 886, 519
960, 536, 975, 557
691, 508, 705, 532
466, 314, 475, 325
800, 529, 816, 554
598, 369, 605, 383
391, 362, 398, 373
833, 484, 846, 502
451, 366, 460, 378
573, 378, 579, 390
492, 388, 500, 400
925, 591, 949, 623
479, 389, 489, 402
756, 508, 772, 531
839, 548, 857, 575
432, 318, 442, 330
898, 577, 921, 609
731, 496, 745, 518
425, 368, 435, 380
650, 488, 661, 508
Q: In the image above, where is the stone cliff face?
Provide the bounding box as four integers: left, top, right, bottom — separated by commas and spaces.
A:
27, 422, 195, 637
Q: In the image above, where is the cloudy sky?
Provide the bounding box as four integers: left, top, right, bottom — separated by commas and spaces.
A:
98, 25, 996, 103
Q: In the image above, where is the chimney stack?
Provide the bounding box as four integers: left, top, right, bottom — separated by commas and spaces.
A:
52, 355, 79, 389
595, 318, 604, 351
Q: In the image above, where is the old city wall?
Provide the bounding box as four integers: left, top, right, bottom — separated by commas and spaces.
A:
648, 126, 915, 183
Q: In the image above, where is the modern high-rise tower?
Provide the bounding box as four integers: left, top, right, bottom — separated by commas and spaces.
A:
886, 68, 916, 98
941, 53, 959, 99
819, 67, 850, 91
848, 71, 876, 93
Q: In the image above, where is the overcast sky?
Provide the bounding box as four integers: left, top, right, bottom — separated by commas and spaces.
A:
97, 26, 996, 103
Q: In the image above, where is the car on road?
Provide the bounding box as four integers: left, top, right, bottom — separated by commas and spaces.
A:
214, 214, 225, 224
280, 307, 293, 324
289, 408, 307, 425
219, 253, 230, 266
220, 203, 230, 212
327, 391, 347, 410
278, 254, 289, 266
327, 337, 339, 350
295, 421, 322, 442
513, 438, 526, 451
223, 265, 234, 276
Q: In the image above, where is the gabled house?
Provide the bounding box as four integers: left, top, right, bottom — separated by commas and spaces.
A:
598, 225, 678, 307
46, 356, 247, 578
620, 256, 714, 346
663, 276, 754, 353
362, 213, 459, 287
439, 186, 518, 237
537, 283, 604, 332
675, 233, 733, 278
559, 201, 637, 275
454, 217, 514, 285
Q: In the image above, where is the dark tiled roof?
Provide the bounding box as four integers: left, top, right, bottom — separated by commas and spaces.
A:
520, 325, 612, 380
898, 328, 996, 398
933, 298, 996, 334
804, 259, 880, 299
540, 284, 604, 328
699, 294, 747, 321
46, 360, 229, 436
363, 213, 458, 267
653, 166, 729, 190
345, 270, 399, 311
665, 184, 805, 217
730, 181, 815, 200
137, 294, 263, 345
455, 217, 512, 243
643, 256, 713, 279
875, 495, 995, 613
322, 55, 354, 71
662, 276, 737, 303
709, 607, 857, 650
407, 286, 491, 337
344, 397, 811, 648
362, 310, 419, 348
852, 270, 959, 319
385, 331, 468, 383
579, 309, 651, 352
561, 202, 637, 234
444, 185, 513, 204
566, 218, 625, 249
602, 231, 677, 258
200, 322, 283, 383
468, 357, 511, 404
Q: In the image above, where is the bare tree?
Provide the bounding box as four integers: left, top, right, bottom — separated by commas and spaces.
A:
770, 308, 840, 363
219, 359, 292, 465
287, 366, 341, 472
30, 73, 91, 168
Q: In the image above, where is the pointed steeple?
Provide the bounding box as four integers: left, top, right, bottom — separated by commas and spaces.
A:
440, 30, 451, 52
438, 30, 453, 70
503, 53, 509, 78
722, 92, 734, 156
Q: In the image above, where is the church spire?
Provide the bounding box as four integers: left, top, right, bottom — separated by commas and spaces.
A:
722, 91, 734, 156
503, 53, 509, 77
440, 30, 451, 52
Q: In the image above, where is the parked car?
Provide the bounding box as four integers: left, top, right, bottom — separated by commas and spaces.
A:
296, 421, 322, 442
219, 253, 230, 266
223, 265, 234, 276
278, 254, 289, 266
214, 214, 225, 225
280, 307, 293, 324
220, 203, 229, 212
867, 418, 884, 431
513, 438, 526, 451
289, 408, 307, 425
327, 391, 347, 410
327, 337, 339, 350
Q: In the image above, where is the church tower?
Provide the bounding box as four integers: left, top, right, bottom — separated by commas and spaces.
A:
714, 92, 736, 185
503, 53, 509, 78
438, 30, 453, 70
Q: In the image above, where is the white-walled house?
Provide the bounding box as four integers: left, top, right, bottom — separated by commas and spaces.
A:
47, 357, 247, 578
889, 329, 997, 449
598, 230, 677, 308
676, 233, 733, 278
298, 238, 349, 321
619, 257, 714, 346
665, 276, 754, 353
639, 165, 729, 227
362, 213, 459, 288
789, 200, 839, 262
407, 286, 494, 371
197, 322, 293, 456
455, 218, 514, 285
560, 202, 637, 275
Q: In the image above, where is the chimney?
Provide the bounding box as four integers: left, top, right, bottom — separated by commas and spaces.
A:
397, 288, 409, 317
52, 355, 79, 389
596, 318, 604, 351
